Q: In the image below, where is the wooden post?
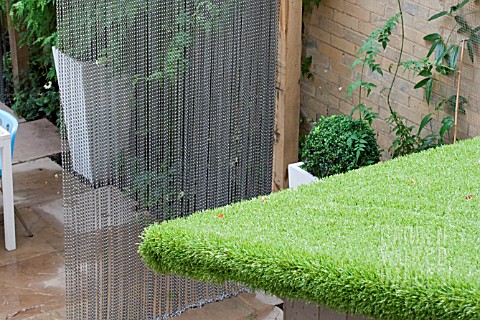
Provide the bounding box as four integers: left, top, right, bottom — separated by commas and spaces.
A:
453, 39, 466, 144
272, 0, 302, 191
6, 1, 29, 87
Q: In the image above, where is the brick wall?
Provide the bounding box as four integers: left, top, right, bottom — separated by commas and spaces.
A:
301, 0, 480, 157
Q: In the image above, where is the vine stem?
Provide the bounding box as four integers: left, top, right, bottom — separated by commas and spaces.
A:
387, 0, 405, 115
359, 54, 367, 106
445, 21, 459, 45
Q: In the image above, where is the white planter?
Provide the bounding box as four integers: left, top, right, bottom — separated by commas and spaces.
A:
288, 162, 318, 188
53, 47, 130, 185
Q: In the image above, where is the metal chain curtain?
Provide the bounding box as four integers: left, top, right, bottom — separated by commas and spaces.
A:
55, 0, 278, 318
0, 26, 6, 103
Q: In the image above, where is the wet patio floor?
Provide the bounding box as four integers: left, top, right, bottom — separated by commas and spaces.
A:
0, 109, 282, 319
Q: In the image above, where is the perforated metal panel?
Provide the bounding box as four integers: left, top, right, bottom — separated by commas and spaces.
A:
431, 2, 480, 140
451, 2, 480, 139
55, 0, 278, 318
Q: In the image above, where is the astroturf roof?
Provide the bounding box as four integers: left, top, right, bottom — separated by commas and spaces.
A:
140, 137, 480, 319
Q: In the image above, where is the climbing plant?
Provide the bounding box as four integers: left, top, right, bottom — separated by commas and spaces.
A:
348, 0, 478, 158
301, 0, 321, 79
3, 0, 59, 124
303, 0, 321, 13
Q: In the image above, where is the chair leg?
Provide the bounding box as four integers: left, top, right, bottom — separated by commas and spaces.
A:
14, 206, 33, 237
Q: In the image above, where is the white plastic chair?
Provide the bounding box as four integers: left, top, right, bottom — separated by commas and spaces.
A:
0, 110, 33, 237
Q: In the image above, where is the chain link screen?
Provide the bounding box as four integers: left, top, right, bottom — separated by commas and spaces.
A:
55, 0, 278, 318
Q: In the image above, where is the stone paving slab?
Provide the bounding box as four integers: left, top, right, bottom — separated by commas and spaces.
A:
0, 203, 65, 319
12, 158, 62, 208
13, 119, 61, 164
0, 205, 63, 266
0, 251, 65, 319
31, 199, 64, 234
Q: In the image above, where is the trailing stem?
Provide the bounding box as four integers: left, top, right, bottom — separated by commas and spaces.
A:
387, 0, 404, 116
348, 0, 462, 158
358, 53, 367, 105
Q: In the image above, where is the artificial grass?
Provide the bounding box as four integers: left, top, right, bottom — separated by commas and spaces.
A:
139, 138, 480, 320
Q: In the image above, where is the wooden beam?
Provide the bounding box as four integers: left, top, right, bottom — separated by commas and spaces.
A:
272, 0, 302, 191
6, 1, 29, 87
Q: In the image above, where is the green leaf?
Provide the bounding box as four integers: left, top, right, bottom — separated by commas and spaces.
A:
418, 114, 432, 135
435, 66, 449, 76
373, 64, 383, 76
447, 95, 468, 113
467, 39, 475, 63
351, 57, 364, 70
457, 26, 469, 34
471, 34, 480, 45
440, 116, 454, 137
419, 69, 432, 77
350, 103, 365, 117
347, 136, 353, 148
428, 11, 448, 21
355, 149, 361, 162
426, 39, 439, 58
455, 15, 469, 29
425, 78, 433, 105
435, 42, 446, 61
451, 0, 470, 13
346, 78, 362, 99
362, 83, 377, 97
448, 45, 460, 69
423, 33, 441, 41
435, 99, 446, 112
435, 44, 456, 65
414, 78, 430, 89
